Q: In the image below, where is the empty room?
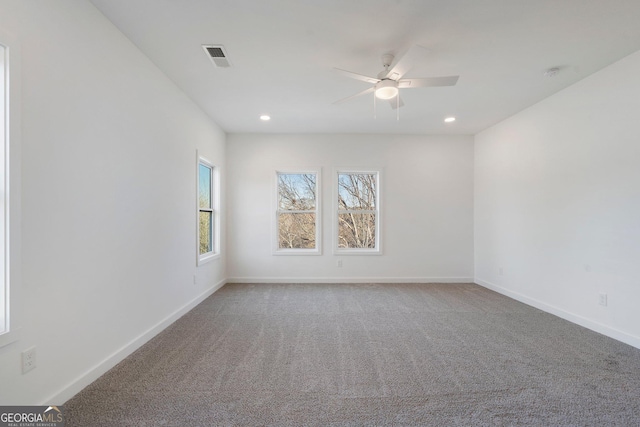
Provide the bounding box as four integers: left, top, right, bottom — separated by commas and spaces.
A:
1, 0, 639, 425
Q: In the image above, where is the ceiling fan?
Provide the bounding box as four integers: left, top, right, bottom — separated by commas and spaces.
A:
333, 45, 459, 110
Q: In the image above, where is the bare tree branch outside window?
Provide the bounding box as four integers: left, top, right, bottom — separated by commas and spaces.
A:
337, 173, 377, 249
277, 173, 317, 249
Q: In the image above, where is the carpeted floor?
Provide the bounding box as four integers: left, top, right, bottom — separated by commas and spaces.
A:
64, 283, 640, 426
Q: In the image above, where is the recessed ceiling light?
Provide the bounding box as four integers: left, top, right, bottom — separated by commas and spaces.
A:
444, 117, 456, 123
260, 115, 271, 121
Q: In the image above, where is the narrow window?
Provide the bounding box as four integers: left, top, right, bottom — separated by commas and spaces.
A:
275, 171, 321, 254
0, 35, 20, 348
0, 42, 9, 338
197, 155, 217, 264
335, 171, 381, 254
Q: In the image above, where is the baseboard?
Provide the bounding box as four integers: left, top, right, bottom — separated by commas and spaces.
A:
45, 278, 227, 405
475, 278, 640, 350
227, 276, 474, 284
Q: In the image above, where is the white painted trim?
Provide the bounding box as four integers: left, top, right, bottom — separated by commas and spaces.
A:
0, 41, 8, 339
272, 247, 321, 256
0, 31, 21, 348
475, 278, 640, 350
227, 276, 474, 284
45, 279, 227, 405
0, 326, 19, 348
197, 152, 219, 265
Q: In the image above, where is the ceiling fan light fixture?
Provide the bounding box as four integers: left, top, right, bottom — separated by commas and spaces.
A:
374, 80, 399, 99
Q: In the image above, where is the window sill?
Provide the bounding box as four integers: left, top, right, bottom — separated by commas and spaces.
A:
273, 249, 322, 256
198, 252, 221, 266
0, 328, 21, 349
333, 248, 382, 256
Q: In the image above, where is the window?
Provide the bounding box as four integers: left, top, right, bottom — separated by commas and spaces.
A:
275, 171, 321, 254
0, 43, 6, 335
197, 155, 218, 264
0, 36, 19, 348
335, 170, 381, 254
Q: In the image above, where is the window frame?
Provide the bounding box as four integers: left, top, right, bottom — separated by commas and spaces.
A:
197, 153, 219, 265
273, 169, 322, 256
333, 168, 382, 255
0, 34, 20, 348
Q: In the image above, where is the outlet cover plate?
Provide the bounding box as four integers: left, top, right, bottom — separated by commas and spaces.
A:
598, 293, 608, 307
22, 347, 36, 374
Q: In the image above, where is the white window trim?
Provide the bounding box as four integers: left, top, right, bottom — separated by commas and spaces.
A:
333, 168, 382, 255
273, 169, 322, 255
197, 153, 220, 265
0, 33, 21, 348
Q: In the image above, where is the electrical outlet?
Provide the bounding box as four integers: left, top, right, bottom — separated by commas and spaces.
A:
599, 293, 608, 307
22, 347, 36, 374
499, 267, 504, 276
337, 260, 343, 268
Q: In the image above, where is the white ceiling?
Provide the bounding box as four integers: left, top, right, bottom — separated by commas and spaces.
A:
90, 0, 640, 135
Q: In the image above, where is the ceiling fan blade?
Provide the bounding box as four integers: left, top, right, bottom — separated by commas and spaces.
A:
383, 45, 430, 80
398, 76, 459, 88
389, 96, 404, 110
333, 87, 375, 105
334, 68, 380, 84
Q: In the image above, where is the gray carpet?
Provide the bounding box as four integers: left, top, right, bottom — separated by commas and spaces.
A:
65, 283, 640, 426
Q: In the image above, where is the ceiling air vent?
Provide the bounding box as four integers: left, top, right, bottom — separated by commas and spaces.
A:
202, 44, 231, 68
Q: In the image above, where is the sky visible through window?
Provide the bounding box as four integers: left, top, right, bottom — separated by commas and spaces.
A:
278, 173, 316, 210
199, 163, 211, 208
198, 162, 213, 256
338, 173, 376, 210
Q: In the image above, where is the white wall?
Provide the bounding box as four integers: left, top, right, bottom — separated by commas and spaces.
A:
475, 50, 640, 348
227, 133, 474, 282
5, 0, 637, 408
0, 1, 226, 404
